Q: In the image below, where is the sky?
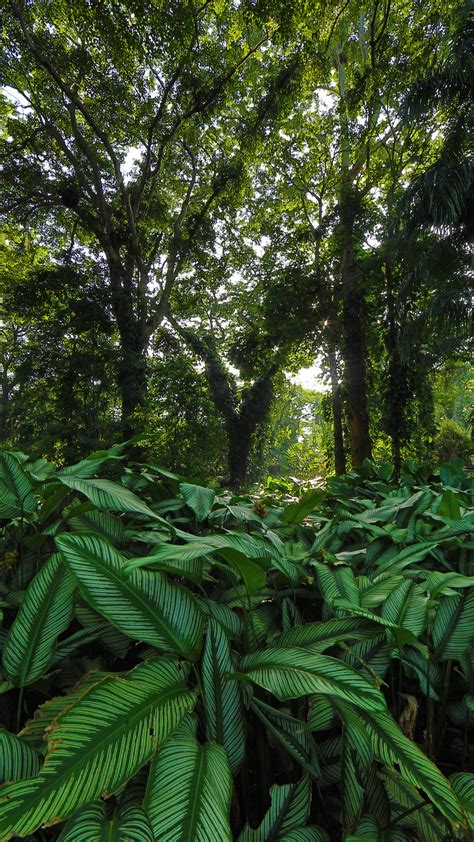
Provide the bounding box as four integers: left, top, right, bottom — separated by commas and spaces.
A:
288, 360, 330, 391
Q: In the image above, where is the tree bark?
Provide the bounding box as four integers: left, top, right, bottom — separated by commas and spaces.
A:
0, 364, 9, 442
340, 197, 372, 467
109, 263, 148, 437
327, 350, 346, 475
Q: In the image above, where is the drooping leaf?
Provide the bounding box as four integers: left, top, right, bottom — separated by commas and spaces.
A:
0, 660, 195, 840
143, 735, 233, 841
432, 590, 474, 660
0, 729, 42, 783
2, 553, 76, 686
201, 619, 246, 775
57, 476, 172, 528
56, 532, 204, 660
238, 647, 386, 711
237, 775, 311, 841
180, 482, 216, 522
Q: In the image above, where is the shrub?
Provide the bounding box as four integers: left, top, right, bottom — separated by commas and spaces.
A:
0, 449, 473, 839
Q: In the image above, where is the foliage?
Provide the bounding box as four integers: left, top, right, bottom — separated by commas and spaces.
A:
434, 419, 472, 465
0, 447, 473, 840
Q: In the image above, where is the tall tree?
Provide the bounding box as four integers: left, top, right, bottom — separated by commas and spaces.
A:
0, 0, 302, 433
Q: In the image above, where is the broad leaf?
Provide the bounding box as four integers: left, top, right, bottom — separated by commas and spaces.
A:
56, 532, 204, 660
238, 776, 311, 841
2, 553, 76, 686
0, 660, 195, 839
144, 735, 232, 841
238, 647, 386, 711
201, 619, 246, 775
180, 482, 216, 522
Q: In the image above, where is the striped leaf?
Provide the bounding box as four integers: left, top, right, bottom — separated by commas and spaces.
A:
0, 660, 196, 839
0, 729, 42, 783
180, 482, 216, 522
382, 581, 428, 637
238, 648, 387, 711
0, 452, 36, 516
251, 698, 320, 779
268, 618, 380, 654
56, 532, 203, 660
432, 590, 474, 660
2, 553, 76, 686
237, 775, 311, 841
143, 734, 232, 841
58, 802, 154, 841
380, 769, 449, 842
201, 619, 246, 775
361, 707, 464, 825
57, 476, 171, 528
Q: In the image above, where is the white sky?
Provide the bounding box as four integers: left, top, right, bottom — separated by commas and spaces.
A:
288, 360, 330, 391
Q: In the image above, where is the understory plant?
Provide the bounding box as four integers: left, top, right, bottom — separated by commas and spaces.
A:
0, 446, 473, 840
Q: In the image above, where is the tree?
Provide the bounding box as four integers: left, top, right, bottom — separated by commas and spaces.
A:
0, 0, 303, 434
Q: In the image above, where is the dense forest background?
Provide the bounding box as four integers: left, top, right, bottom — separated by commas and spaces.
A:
0, 0, 472, 483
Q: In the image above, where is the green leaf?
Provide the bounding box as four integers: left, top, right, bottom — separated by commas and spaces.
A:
268, 618, 380, 654
449, 773, 474, 829
143, 735, 233, 841
432, 590, 474, 660
201, 618, 245, 775
56, 532, 204, 660
0, 660, 196, 839
237, 776, 311, 841
279, 829, 329, 842
382, 581, 428, 637
313, 562, 360, 608
380, 769, 449, 842
2, 553, 76, 686
0, 451, 36, 515
180, 482, 216, 522
57, 476, 172, 528
438, 489, 462, 520
58, 801, 106, 841
238, 647, 386, 711
281, 490, 325, 524
0, 729, 42, 783
361, 707, 464, 825
330, 700, 372, 833
251, 698, 320, 779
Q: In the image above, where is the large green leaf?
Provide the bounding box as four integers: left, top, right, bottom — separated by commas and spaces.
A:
58, 801, 106, 841
201, 618, 245, 775
57, 476, 171, 528
0, 660, 195, 839
0, 729, 42, 783
180, 482, 216, 522
281, 490, 325, 524
360, 707, 464, 825
58, 802, 154, 841
381, 581, 428, 637
268, 617, 380, 654
2, 553, 76, 686
432, 590, 474, 660
0, 451, 36, 516
380, 769, 449, 842
56, 532, 204, 660
251, 698, 320, 779
330, 700, 372, 833
143, 734, 233, 841
237, 776, 311, 841
238, 648, 386, 711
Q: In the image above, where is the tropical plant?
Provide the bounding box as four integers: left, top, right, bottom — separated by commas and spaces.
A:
0, 447, 472, 840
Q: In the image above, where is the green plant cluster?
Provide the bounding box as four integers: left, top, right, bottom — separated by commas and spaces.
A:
0, 447, 473, 840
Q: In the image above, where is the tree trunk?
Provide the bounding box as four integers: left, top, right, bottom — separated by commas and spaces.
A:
227, 418, 254, 486
109, 264, 148, 437
385, 260, 403, 478
328, 350, 346, 475
340, 198, 372, 468
0, 364, 9, 442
